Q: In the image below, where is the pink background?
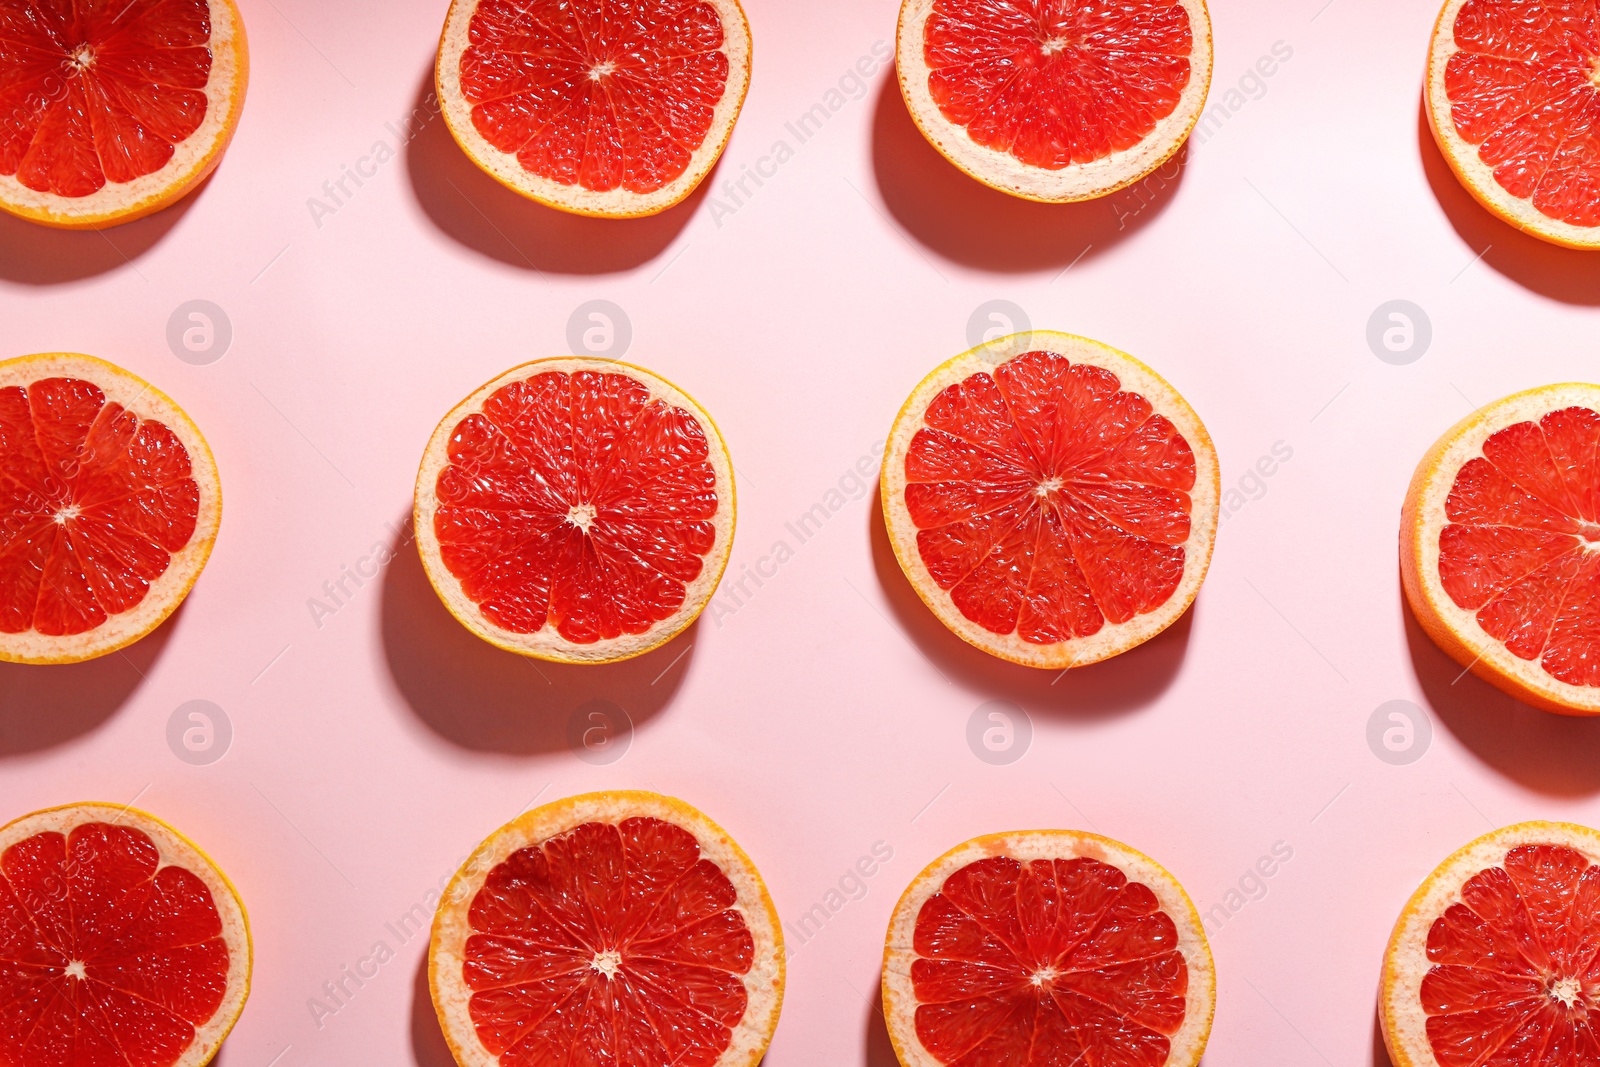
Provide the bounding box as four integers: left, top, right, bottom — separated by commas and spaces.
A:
5, 0, 1600, 1063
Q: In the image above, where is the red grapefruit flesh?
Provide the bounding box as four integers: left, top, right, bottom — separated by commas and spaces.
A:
897, 0, 1213, 202
0, 804, 251, 1067
429, 791, 784, 1067
414, 358, 734, 664
0, 354, 221, 665
0, 0, 248, 228
437, 0, 752, 217
1382, 822, 1600, 1067
883, 831, 1214, 1067
1402, 384, 1600, 714
882, 333, 1218, 669
1427, 0, 1600, 248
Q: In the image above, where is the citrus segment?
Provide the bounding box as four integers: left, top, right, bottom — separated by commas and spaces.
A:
415, 358, 734, 664
437, 0, 752, 218
0, 354, 221, 665
1427, 0, 1600, 248
1403, 384, 1600, 714
0, 0, 248, 229
897, 0, 1213, 202
883, 333, 1218, 669
0, 803, 251, 1067
430, 791, 784, 1067
1382, 822, 1600, 1067
883, 831, 1214, 1067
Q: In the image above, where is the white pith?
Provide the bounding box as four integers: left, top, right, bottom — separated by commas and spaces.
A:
413, 357, 735, 665
896, 0, 1213, 203
882, 331, 1219, 670
0, 803, 252, 1067
882, 829, 1215, 1067
429, 791, 784, 1067
1426, 0, 1600, 249
0, 354, 222, 666
436, 0, 752, 218
1381, 821, 1600, 1067
0, 0, 247, 228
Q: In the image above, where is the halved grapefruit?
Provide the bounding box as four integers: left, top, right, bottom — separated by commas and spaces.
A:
882, 332, 1218, 669
1381, 821, 1600, 1067
0, 0, 248, 229
415, 358, 734, 664
0, 353, 221, 665
429, 791, 784, 1067
1402, 384, 1600, 715
0, 802, 251, 1067
883, 830, 1215, 1067
436, 0, 752, 218
1427, 0, 1600, 249
897, 0, 1213, 203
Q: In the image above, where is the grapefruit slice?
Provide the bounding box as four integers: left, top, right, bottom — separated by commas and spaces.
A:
436, 0, 752, 219
896, 0, 1213, 203
0, 0, 248, 229
0, 353, 221, 665
429, 791, 784, 1067
0, 802, 251, 1067
1426, 0, 1600, 249
1381, 821, 1600, 1067
414, 357, 734, 664
882, 830, 1215, 1067
882, 332, 1218, 670
1402, 383, 1600, 715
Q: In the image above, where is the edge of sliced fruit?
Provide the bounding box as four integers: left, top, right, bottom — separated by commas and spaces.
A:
434, 0, 753, 219
0, 0, 249, 230
0, 353, 222, 666
881, 331, 1220, 670
895, 0, 1213, 204
428, 790, 785, 1067
1425, 0, 1600, 251
0, 802, 253, 1067
881, 829, 1216, 1067
1401, 382, 1600, 716
1380, 820, 1600, 1067
413, 357, 736, 665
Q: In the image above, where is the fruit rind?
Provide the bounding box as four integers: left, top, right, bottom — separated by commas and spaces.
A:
435, 0, 752, 219
0, 802, 253, 1067
895, 0, 1213, 203
413, 357, 735, 665
1379, 820, 1600, 1067
429, 790, 784, 1067
881, 331, 1219, 670
1424, 0, 1600, 250
1400, 382, 1600, 715
0, 0, 249, 230
881, 828, 1215, 1067
0, 353, 222, 665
